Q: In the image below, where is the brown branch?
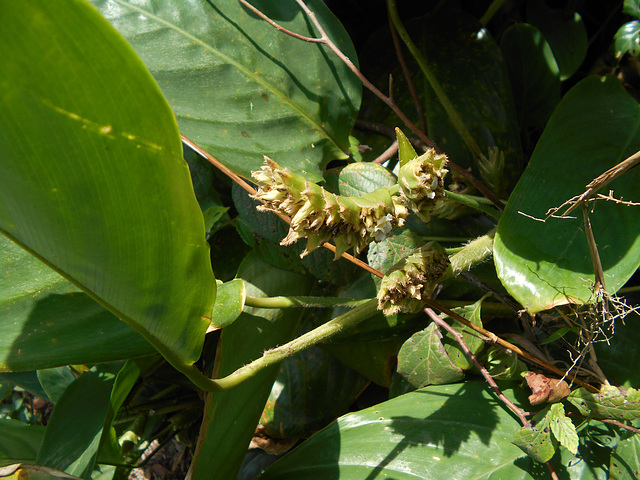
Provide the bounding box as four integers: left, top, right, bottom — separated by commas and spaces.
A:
425, 308, 530, 425
181, 135, 384, 278
421, 297, 600, 393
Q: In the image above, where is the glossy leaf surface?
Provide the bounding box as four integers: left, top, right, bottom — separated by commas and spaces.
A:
211, 279, 245, 329
494, 76, 640, 313
0, 2, 215, 366
93, 0, 361, 182
261, 382, 537, 479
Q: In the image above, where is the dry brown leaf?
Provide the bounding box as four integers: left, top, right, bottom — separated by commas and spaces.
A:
524, 372, 571, 405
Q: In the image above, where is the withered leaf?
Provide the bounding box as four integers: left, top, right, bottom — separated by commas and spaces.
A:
524, 372, 571, 405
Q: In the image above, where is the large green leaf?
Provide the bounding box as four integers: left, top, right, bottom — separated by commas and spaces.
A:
0, 3, 215, 367
0, 235, 154, 372
93, 0, 361, 182
189, 254, 312, 480
494, 76, 640, 313
261, 382, 538, 479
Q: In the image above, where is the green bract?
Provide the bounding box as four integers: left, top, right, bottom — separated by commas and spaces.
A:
251, 157, 408, 258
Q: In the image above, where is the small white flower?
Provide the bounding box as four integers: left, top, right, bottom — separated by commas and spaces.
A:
373, 214, 394, 241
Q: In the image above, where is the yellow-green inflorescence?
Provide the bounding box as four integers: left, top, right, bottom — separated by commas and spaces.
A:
377, 243, 450, 315
251, 157, 409, 258
398, 148, 448, 222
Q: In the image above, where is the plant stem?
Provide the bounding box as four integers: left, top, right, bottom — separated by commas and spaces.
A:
244, 295, 373, 309
211, 299, 379, 390
441, 229, 496, 281
425, 308, 530, 425
445, 190, 502, 220
480, 0, 506, 26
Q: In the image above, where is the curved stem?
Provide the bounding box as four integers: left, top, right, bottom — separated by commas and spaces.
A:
445, 190, 502, 220
244, 295, 373, 309
211, 299, 379, 390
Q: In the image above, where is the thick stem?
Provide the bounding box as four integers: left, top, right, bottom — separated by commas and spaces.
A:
244, 295, 373, 309
211, 299, 379, 390
442, 229, 496, 281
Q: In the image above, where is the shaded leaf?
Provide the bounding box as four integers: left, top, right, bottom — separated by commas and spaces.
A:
0, 3, 215, 367
527, 2, 588, 80
36, 371, 115, 479
0, 234, 154, 372
0, 420, 45, 468
261, 343, 368, 439
367, 228, 426, 274
36, 367, 76, 405
494, 76, 640, 313
568, 386, 640, 421
93, 0, 361, 182
625, 0, 640, 18
611, 432, 640, 479
395, 322, 464, 391
500, 23, 561, 127
420, 9, 523, 191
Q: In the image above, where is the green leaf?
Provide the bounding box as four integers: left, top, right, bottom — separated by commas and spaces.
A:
395, 322, 464, 392
337, 162, 396, 197
568, 386, 640, 421
420, 9, 523, 191
36, 370, 115, 479
0, 420, 45, 467
611, 432, 640, 479
93, 0, 361, 182
36, 367, 76, 405
188, 254, 312, 480
261, 342, 368, 438
367, 229, 426, 274
548, 403, 579, 455
0, 3, 216, 367
211, 279, 245, 329
440, 301, 485, 371
625, 0, 640, 18
512, 425, 556, 463
260, 382, 536, 479
614, 21, 640, 59
0, 235, 155, 372
527, 2, 588, 81
494, 76, 640, 313
500, 23, 561, 128
0, 464, 82, 480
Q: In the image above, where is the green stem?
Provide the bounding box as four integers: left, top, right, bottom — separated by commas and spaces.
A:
445, 190, 502, 220
211, 299, 379, 390
245, 295, 373, 309
387, 0, 484, 161
480, 0, 506, 26
441, 229, 496, 282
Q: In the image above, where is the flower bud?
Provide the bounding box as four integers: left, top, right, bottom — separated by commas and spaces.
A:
398, 149, 448, 222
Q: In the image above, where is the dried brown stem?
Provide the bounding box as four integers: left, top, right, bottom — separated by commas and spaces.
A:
425, 308, 530, 425
421, 297, 600, 393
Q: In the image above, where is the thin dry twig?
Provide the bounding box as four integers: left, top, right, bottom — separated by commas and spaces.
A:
372, 139, 398, 164
425, 308, 530, 425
